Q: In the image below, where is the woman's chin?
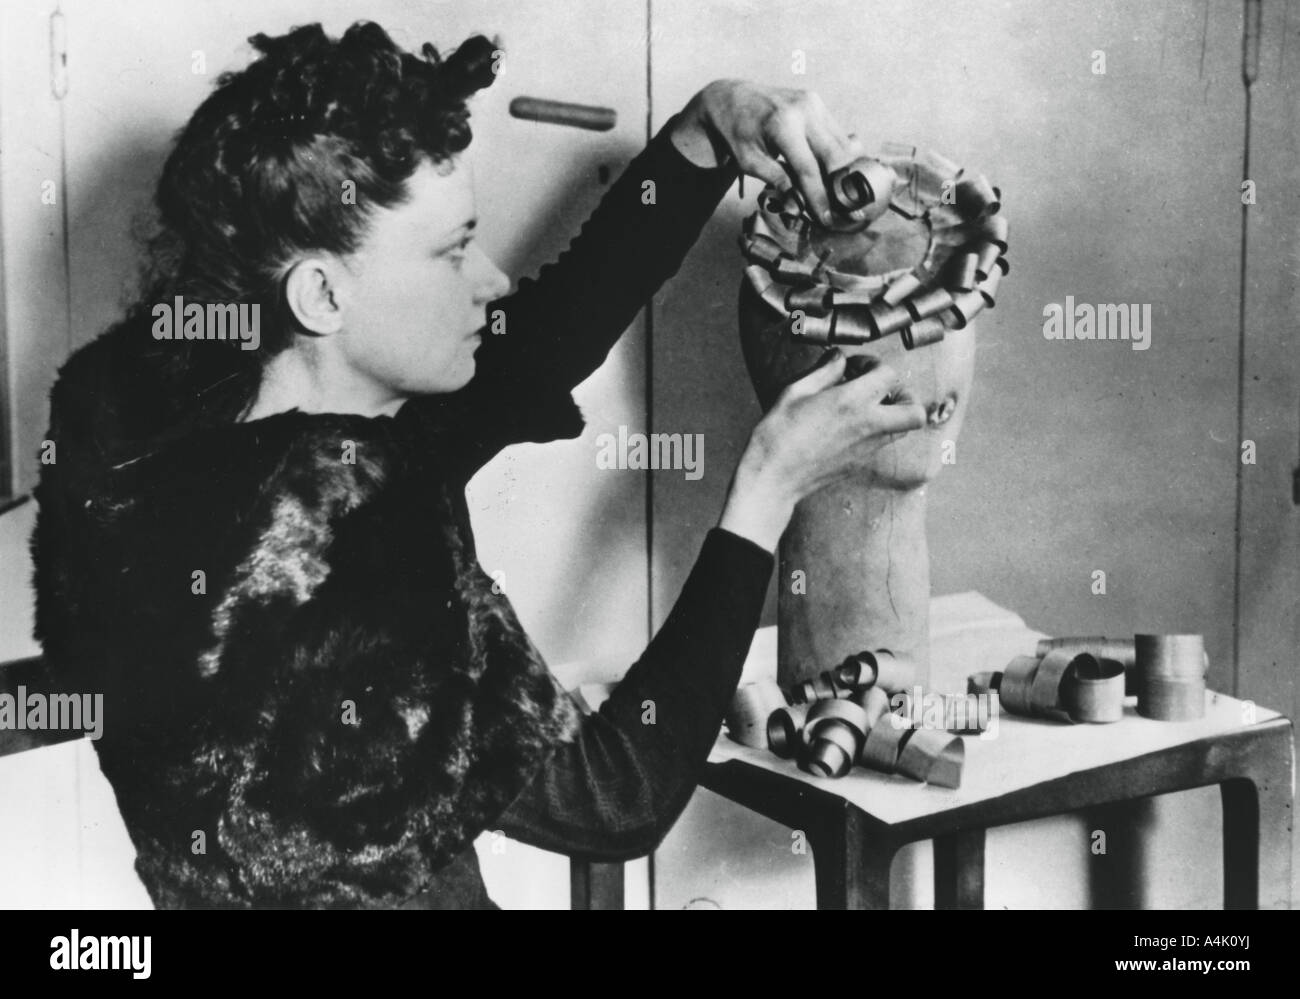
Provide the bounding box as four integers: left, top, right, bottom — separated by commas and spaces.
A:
409, 355, 477, 396
449, 357, 477, 390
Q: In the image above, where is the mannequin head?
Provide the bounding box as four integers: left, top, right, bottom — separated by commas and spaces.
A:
737, 146, 1005, 688
739, 199, 977, 490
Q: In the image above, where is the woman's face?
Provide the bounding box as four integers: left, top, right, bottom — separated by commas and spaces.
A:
334, 155, 510, 400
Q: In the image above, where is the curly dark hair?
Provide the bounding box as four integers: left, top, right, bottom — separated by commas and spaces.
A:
129, 21, 499, 424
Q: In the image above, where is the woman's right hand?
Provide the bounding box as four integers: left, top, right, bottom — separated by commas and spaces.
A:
718, 349, 927, 552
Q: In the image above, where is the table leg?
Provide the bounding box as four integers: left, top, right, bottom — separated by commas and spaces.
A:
807, 809, 892, 909
570, 859, 624, 910
1084, 798, 1156, 909
1222, 778, 1260, 910
1222, 721, 1294, 910
934, 827, 986, 910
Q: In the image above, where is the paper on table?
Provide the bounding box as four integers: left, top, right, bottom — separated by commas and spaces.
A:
708, 690, 1278, 825
711, 594, 1280, 825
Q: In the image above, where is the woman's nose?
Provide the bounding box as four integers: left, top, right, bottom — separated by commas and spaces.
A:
470, 246, 511, 304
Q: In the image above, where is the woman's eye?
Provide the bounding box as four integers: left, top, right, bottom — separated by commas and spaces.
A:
443, 238, 473, 269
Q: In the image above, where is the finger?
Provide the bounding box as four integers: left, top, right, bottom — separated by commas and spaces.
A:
735, 145, 793, 195
870, 401, 927, 435
770, 118, 833, 224
780, 348, 845, 401
793, 91, 855, 168
840, 362, 905, 403
804, 115, 855, 174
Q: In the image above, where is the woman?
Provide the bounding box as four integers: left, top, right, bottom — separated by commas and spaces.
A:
31, 21, 925, 908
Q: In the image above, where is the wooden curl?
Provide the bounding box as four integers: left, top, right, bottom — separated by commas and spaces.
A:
804, 732, 856, 778
830, 309, 886, 344
1063, 655, 1125, 723
973, 240, 1004, 284
785, 285, 834, 317
999, 656, 1039, 715
789, 311, 836, 344
954, 251, 980, 292
1135, 634, 1207, 680
834, 653, 875, 689
827, 157, 896, 223
882, 270, 925, 306
853, 686, 893, 728
977, 261, 1004, 307
767, 704, 811, 758
1135, 634, 1207, 721
727, 681, 790, 749
954, 173, 1000, 222
807, 698, 871, 733
896, 728, 965, 788
774, 256, 821, 286
1036, 636, 1137, 694
789, 670, 844, 705
859, 718, 911, 773
1137, 676, 1205, 721
741, 144, 1008, 354
947, 288, 987, 329
974, 213, 1010, 249
868, 302, 913, 336
901, 317, 946, 350
742, 237, 784, 268
907, 287, 955, 321
851, 648, 918, 693
967, 671, 1002, 696
802, 700, 872, 778
1028, 649, 1079, 717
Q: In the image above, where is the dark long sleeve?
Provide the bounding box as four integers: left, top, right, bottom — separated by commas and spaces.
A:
399, 110, 740, 477
423, 109, 757, 861
496, 528, 774, 862
473, 110, 738, 398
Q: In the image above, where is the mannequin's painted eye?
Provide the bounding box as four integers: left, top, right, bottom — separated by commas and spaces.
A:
926, 395, 957, 426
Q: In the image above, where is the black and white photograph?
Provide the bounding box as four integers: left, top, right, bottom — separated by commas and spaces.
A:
0, 0, 1295, 946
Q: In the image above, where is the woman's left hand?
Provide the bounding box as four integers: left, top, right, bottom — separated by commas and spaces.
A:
670, 79, 867, 225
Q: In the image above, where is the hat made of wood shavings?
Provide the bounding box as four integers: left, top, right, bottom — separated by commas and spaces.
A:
739, 143, 1009, 350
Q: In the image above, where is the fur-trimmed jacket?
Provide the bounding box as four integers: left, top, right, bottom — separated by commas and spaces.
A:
30, 116, 737, 908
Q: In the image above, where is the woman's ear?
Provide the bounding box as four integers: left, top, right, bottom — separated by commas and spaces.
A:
283, 256, 346, 336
